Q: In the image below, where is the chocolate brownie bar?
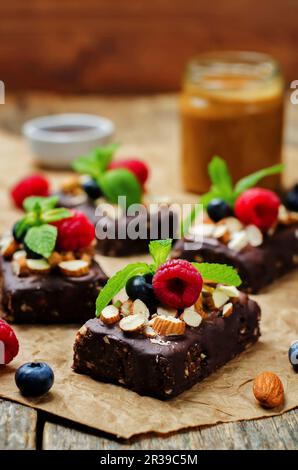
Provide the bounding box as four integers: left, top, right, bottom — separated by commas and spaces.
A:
0, 258, 107, 323
172, 222, 298, 293
73, 293, 260, 399
57, 191, 178, 256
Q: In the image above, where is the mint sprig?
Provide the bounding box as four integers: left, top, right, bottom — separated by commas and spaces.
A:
96, 239, 242, 315
24, 225, 57, 259
15, 196, 72, 257
72, 144, 119, 180
200, 156, 283, 208
99, 168, 142, 208
192, 262, 241, 287
149, 239, 172, 270
96, 263, 150, 315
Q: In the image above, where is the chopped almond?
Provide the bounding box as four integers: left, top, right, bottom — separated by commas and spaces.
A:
26, 259, 51, 274
119, 314, 146, 332
245, 225, 263, 247
1, 237, 19, 258
132, 299, 150, 319
142, 325, 157, 338
101, 305, 120, 325
156, 306, 178, 317
58, 260, 89, 277
12, 258, 29, 276
61, 175, 82, 194
48, 251, 63, 267
62, 251, 76, 261
212, 287, 229, 308
152, 315, 185, 336
120, 299, 133, 317
222, 302, 233, 317
181, 308, 202, 327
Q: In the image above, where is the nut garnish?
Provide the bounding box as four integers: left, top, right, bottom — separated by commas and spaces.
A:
222, 302, 233, 317
156, 306, 178, 318
142, 325, 157, 338
228, 231, 248, 252
58, 259, 90, 277
181, 307, 202, 327
120, 300, 133, 317
61, 175, 82, 194
12, 258, 29, 276
101, 305, 121, 325
26, 259, 51, 274
221, 217, 243, 233
1, 237, 19, 258
119, 314, 146, 332
253, 371, 284, 408
12, 250, 27, 261
245, 224, 263, 247
48, 251, 63, 267
216, 285, 240, 298
152, 315, 185, 336
212, 287, 229, 308
132, 299, 150, 319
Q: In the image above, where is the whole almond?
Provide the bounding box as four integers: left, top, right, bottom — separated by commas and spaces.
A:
253, 371, 284, 408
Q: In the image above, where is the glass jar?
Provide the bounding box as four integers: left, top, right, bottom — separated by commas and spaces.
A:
180, 51, 284, 193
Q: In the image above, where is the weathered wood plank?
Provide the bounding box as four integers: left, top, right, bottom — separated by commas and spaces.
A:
0, 399, 37, 450
42, 409, 298, 450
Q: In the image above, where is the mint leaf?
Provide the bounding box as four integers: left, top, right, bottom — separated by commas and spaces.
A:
149, 239, 172, 269
208, 157, 233, 202
14, 217, 31, 239
41, 208, 72, 223
24, 224, 57, 258
234, 163, 284, 198
99, 168, 142, 208
96, 263, 150, 315
181, 204, 202, 236
72, 144, 119, 178
23, 196, 59, 213
192, 262, 241, 286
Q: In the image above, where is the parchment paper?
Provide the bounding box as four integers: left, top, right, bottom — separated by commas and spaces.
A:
0, 126, 297, 439
0, 255, 298, 439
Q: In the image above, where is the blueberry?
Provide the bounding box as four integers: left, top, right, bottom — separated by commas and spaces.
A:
284, 185, 298, 212
288, 340, 298, 372
12, 221, 27, 243
82, 179, 103, 200
207, 198, 233, 222
15, 362, 54, 396
126, 275, 157, 308
23, 241, 43, 259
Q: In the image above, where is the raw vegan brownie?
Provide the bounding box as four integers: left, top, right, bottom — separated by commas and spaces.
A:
0, 196, 108, 323
57, 144, 177, 256
173, 157, 298, 293
73, 240, 261, 399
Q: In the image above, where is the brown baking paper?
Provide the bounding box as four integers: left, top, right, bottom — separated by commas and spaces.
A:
1, 256, 298, 439
0, 128, 298, 438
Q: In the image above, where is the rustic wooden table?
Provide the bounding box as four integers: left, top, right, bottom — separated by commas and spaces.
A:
1, 93, 298, 450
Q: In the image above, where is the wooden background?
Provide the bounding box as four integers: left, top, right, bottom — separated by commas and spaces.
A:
0, 0, 297, 94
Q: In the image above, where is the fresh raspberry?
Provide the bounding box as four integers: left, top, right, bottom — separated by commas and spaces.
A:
235, 188, 280, 231
11, 174, 50, 209
52, 211, 95, 251
108, 159, 149, 186
152, 259, 203, 309
0, 320, 19, 364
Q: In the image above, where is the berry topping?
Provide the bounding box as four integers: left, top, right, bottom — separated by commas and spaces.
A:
283, 184, 298, 212
11, 174, 50, 209
15, 362, 54, 397
234, 188, 280, 231
152, 259, 203, 309
52, 211, 95, 251
125, 275, 157, 309
108, 159, 149, 186
0, 320, 19, 364
82, 178, 103, 200
207, 198, 233, 222
289, 340, 298, 372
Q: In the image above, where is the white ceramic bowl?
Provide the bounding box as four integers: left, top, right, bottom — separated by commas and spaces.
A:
22, 113, 115, 169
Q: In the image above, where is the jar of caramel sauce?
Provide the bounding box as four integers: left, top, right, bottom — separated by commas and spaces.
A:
180, 52, 284, 193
